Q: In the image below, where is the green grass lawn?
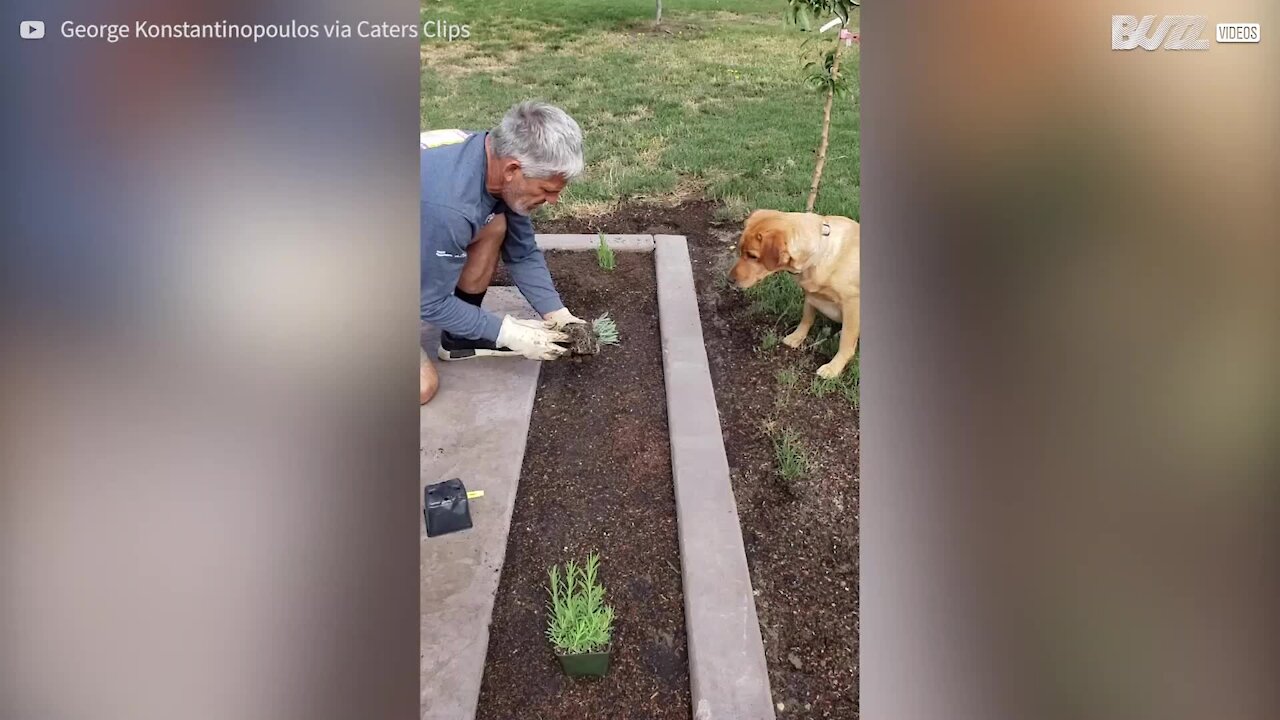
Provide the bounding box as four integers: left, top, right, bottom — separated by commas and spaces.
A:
420, 0, 859, 220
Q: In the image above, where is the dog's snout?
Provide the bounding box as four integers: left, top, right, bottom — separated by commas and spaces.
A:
728, 261, 758, 289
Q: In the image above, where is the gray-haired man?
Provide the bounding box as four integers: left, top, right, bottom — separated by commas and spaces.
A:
419, 101, 588, 404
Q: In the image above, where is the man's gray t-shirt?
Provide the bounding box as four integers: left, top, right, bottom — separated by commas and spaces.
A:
420, 129, 563, 341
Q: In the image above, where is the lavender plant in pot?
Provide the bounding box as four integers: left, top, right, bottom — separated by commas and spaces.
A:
546, 552, 615, 677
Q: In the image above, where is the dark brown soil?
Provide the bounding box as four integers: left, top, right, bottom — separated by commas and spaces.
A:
477, 251, 690, 720
539, 202, 861, 719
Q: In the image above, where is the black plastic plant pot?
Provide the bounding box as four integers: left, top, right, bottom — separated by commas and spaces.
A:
556, 646, 612, 677
424, 478, 472, 538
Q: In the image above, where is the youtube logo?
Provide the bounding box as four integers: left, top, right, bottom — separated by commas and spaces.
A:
20, 20, 45, 39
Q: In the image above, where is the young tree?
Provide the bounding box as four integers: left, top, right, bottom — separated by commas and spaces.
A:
786, 0, 860, 212
656, 0, 663, 25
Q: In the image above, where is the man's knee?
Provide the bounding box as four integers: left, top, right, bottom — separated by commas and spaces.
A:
473, 213, 506, 249
458, 214, 505, 293
420, 350, 439, 405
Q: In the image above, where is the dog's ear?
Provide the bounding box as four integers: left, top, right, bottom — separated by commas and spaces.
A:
741, 210, 768, 239
759, 226, 792, 271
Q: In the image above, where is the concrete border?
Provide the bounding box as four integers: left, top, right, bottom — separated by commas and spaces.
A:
534, 233, 656, 252
654, 235, 776, 720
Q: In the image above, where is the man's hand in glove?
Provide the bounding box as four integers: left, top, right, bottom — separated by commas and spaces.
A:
496, 316, 570, 361
544, 307, 586, 329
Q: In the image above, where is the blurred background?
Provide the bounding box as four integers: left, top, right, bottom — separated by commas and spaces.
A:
2, 1, 420, 719
862, 1, 1278, 720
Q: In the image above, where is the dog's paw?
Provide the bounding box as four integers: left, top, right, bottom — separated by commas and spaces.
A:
782, 330, 807, 349
816, 361, 844, 379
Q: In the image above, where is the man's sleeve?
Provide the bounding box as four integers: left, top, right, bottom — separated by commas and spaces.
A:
501, 211, 565, 316
421, 203, 504, 341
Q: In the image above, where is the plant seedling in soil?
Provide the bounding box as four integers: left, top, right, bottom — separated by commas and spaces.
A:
592, 313, 620, 347
770, 427, 811, 487
547, 552, 615, 676
560, 314, 620, 356
776, 367, 799, 390
596, 233, 616, 271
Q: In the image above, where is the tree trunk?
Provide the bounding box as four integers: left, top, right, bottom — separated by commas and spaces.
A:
806, 40, 844, 213
655, 0, 662, 25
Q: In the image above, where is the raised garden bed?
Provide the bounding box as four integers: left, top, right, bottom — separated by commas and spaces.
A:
476, 250, 692, 719
540, 203, 860, 719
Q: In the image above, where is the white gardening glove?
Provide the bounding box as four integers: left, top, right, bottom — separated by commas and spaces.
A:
496, 316, 570, 361
544, 307, 586, 329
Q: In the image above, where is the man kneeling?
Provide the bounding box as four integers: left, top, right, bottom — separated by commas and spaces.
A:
419, 101, 589, 405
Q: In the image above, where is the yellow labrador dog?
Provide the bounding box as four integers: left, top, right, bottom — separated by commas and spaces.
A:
729, 209, 860, 379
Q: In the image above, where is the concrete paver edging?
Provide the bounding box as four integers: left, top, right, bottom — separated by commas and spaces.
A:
653, 235, 776, 720
534, 233, 656, 252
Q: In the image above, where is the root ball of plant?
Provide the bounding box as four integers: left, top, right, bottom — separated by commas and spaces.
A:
563, 322, 600, 355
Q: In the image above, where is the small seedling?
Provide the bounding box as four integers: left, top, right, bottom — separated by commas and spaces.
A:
759, 329, 781, 352
596, 233, 616, 271
560, 314, 619, 355
771, 427, 810, 485
776, 367, 799, 390
592, 313, 620, 346
546, 552, 615, 656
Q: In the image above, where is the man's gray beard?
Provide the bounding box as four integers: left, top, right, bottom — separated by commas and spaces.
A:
502, 191, 532, 217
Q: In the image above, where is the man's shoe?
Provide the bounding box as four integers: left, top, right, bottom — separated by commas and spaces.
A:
437, 331, 520, 361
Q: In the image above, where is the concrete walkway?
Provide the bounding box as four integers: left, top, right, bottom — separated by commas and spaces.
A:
419, 287, 542, 720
